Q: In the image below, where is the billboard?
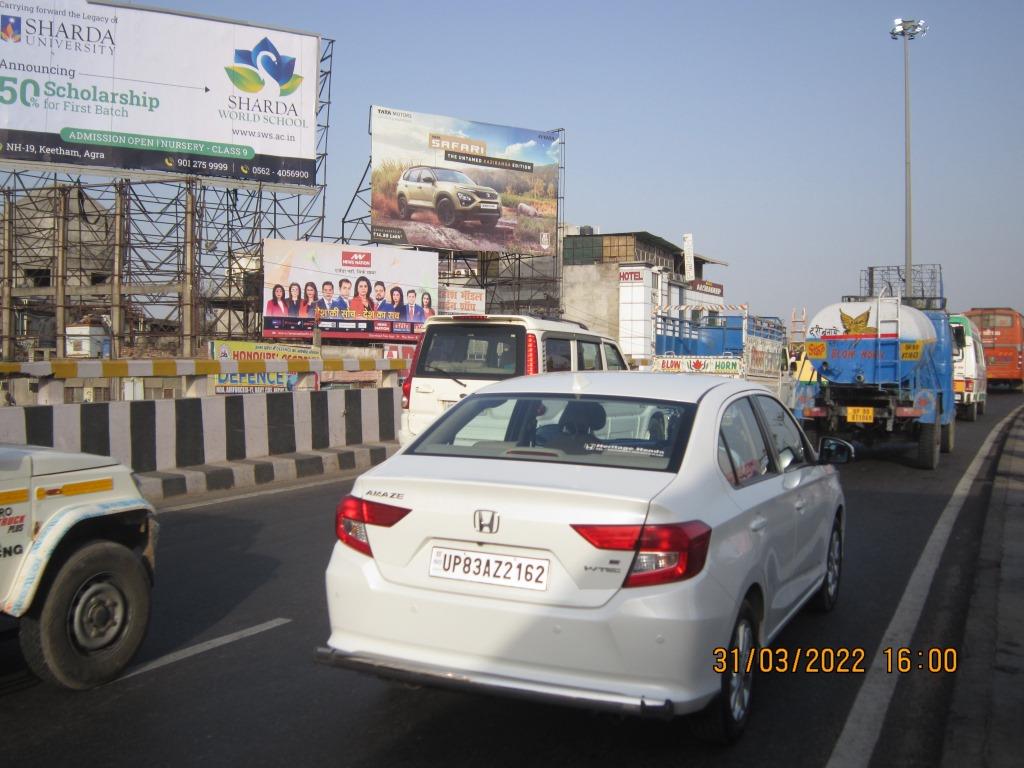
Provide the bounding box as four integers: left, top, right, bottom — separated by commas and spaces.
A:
208, 340, 318, 393
370, 106, 559, 257
262, 239, 438, 342
0, 0, 318, 186
439, 286, 486, 315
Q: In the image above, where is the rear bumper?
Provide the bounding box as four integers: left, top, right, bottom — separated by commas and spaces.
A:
321, 543, 731, 717
314, 646, 675, 719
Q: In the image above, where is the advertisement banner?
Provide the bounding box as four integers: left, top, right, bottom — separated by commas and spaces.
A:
262, 239, 439, 341
370, 106, 559, 257
438, 286, 486, 315
0, 0, 318, 186
208, 340, 318, 393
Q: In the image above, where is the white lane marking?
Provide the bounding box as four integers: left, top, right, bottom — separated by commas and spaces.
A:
827, 405, 1024, 768
119, 618, 292, 681
156, 473, 356, 513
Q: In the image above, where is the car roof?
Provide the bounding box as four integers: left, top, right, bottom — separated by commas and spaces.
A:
425, 314, 615, 341
474, 371, 768, 403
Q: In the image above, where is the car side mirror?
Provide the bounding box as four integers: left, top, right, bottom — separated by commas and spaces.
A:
818, 436, 855, 465
422, 175, 434, 184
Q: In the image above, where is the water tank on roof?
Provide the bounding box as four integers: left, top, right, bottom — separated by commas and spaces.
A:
579, 225, 594, 236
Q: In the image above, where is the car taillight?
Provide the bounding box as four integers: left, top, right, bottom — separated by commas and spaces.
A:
803, 406, 827, 418
572, 521, 711, 587
402, 341, 422, 409
336, 495, 411, 557
526, 333, 539, 375
965, 379, 974, 392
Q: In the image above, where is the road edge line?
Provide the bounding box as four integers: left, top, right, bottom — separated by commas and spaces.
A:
826, 404, 1024, 768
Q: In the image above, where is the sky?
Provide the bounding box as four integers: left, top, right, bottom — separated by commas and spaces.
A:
155, 0, 1023, 319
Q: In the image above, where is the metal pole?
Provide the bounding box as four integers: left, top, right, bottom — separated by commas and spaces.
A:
1, 191, 13, 360
903, 33, 913, 297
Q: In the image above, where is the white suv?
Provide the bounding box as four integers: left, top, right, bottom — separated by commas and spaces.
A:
400, 315, 629, 444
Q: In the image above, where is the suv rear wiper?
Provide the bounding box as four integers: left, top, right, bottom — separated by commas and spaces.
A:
425, 363, 466, 387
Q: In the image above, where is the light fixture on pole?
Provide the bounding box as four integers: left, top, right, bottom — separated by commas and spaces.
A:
890, 18, 928, 297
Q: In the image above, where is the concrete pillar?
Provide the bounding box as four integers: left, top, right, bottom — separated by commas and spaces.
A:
111, 182, 125, 359
183, 374, 208, 398
37, 377, 65, 405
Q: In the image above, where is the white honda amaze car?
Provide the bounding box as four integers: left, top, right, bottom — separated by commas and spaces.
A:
318, 372, 850, 742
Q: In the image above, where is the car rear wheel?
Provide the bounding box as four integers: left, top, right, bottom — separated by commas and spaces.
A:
810, 514, 842, 612
397, 195, 411, 220
691, 600, 757, 744
19, 541, 151, 690
977, 398, 986, 416
436, 197, 457, 227
960, 402, 978, 422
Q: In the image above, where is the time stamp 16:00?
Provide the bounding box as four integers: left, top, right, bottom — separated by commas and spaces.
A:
712, 647, 958, 674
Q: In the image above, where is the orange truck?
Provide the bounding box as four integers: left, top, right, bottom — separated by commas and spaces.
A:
964, 307, 1024, 391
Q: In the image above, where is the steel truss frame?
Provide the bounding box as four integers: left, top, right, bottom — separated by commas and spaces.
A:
0, 40, 334, 361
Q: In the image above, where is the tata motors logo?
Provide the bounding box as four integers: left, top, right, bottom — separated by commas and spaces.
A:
342, 251, 372, 268
225, 37, 303, 97
1, 16, 21, 42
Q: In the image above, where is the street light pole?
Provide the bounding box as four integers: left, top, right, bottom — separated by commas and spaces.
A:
891, 18, 927, 298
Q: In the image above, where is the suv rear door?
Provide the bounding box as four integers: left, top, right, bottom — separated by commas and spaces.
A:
407, 323, 525, 438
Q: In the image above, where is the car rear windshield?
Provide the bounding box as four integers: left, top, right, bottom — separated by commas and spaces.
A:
409, 394, 696, 472
417, 325, 524, 379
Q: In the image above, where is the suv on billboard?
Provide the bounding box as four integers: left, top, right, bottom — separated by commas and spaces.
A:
396, 166, 502, 229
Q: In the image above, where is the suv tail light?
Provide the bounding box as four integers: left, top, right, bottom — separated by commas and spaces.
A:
401, 341, 423, 409
336, 495, 411, 556
526, 333, 539, 375
572, 521, 711, 587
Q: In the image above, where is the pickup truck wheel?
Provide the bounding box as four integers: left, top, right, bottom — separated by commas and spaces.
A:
977, 398, 986, 416
941, 417, 955, 454
960, 402, 978, 422
19, 541, 151, 690
916, 422, 940, 470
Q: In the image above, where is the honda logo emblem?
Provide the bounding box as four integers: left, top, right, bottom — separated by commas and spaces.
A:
473, 509, 500, 534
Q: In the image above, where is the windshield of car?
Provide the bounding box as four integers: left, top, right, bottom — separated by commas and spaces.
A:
409, 394, 696, 472
417, 325, 523, 379
433, 169, 475, 184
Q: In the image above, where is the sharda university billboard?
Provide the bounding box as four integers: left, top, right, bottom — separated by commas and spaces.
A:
0, 0, 318, 187
371, 106, 559, 257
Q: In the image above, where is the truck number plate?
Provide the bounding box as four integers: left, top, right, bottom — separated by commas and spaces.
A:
846, 406, 874, 423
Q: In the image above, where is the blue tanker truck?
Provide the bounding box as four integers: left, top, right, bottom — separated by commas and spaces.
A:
795, 294, 957, 469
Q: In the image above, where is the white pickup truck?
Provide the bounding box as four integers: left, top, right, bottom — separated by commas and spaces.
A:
1, 444, 157, 689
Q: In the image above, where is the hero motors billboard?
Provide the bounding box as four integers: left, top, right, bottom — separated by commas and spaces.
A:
370, 106, 559, 257
262, 239, 439, 342
0, 0, 318, 186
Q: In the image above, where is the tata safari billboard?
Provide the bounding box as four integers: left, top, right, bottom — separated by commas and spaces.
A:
0, 0, 318, 187
262, 239, 439, 342
370, 106, 559, 256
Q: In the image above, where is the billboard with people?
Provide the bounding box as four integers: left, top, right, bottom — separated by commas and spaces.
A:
0, 0, 318, 186
262, 239, 438, 341
370, 106, 559, 257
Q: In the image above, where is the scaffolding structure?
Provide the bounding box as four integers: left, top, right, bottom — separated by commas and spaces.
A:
859, 263, 944, 300
340, 128, 565, 318
0, 40, 334, 361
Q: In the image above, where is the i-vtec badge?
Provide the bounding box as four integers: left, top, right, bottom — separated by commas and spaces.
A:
473, 509, 499, 534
